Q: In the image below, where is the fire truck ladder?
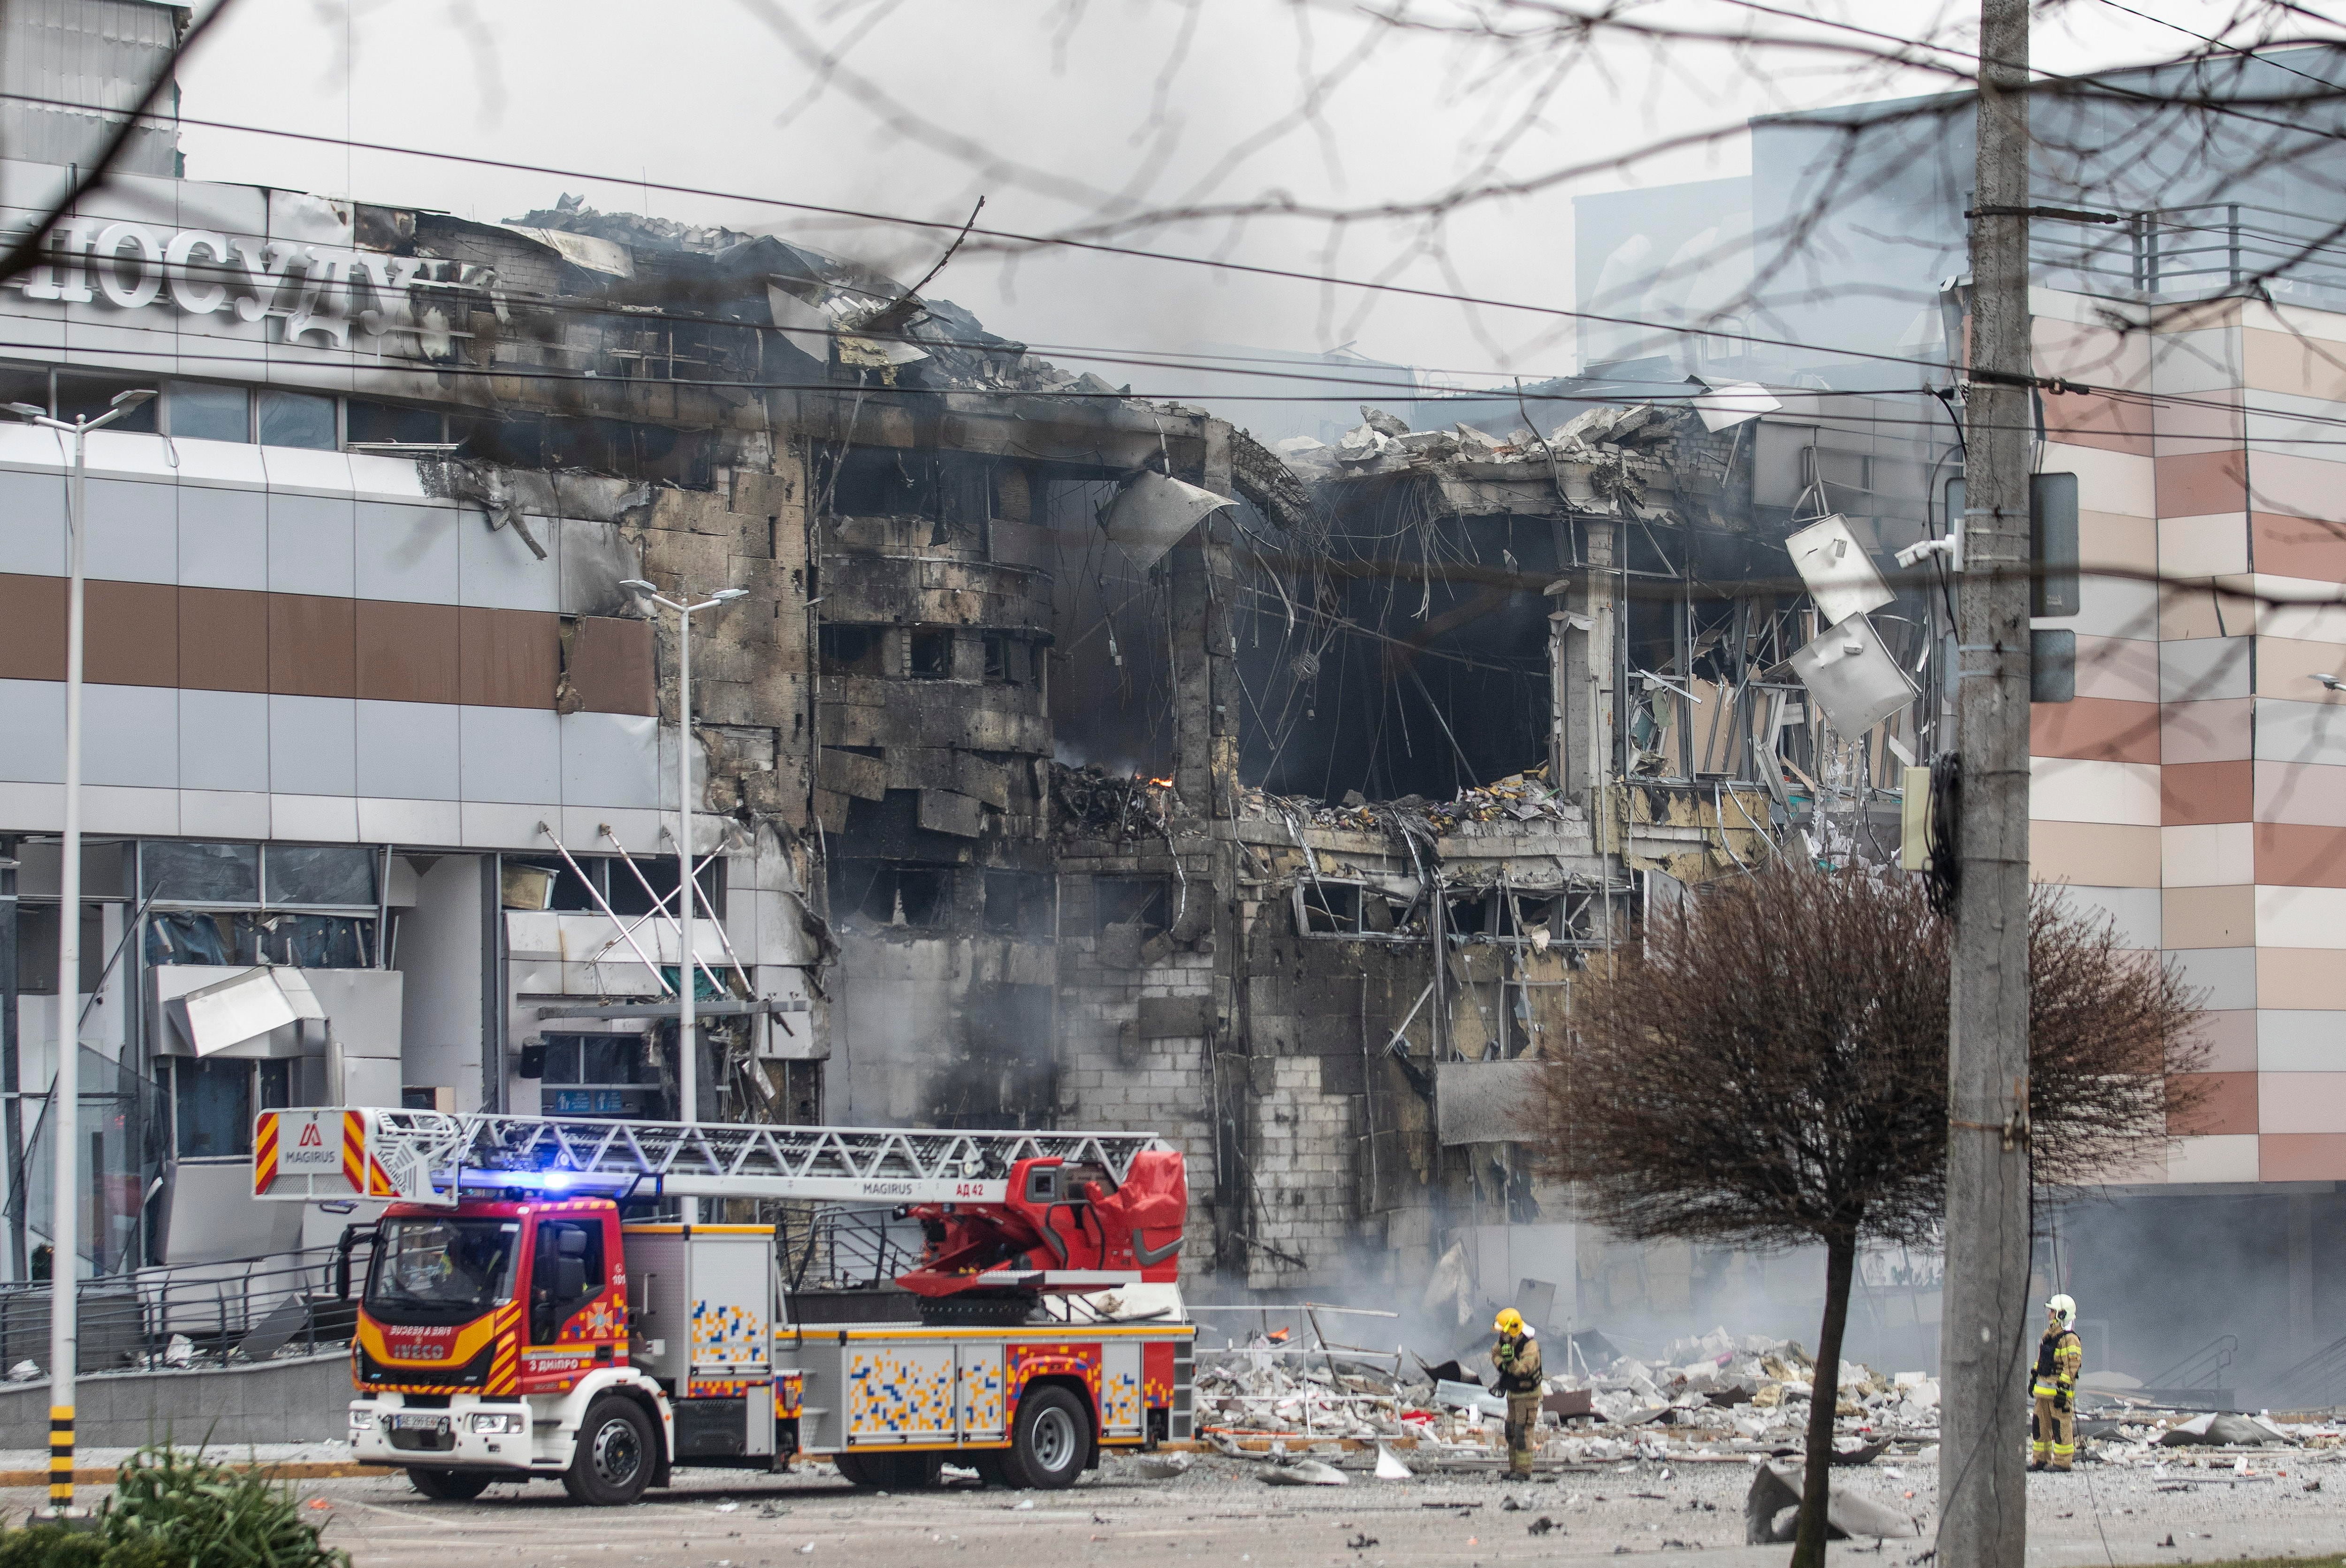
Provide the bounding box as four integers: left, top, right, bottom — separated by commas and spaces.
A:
256, 1106, 1170, 1210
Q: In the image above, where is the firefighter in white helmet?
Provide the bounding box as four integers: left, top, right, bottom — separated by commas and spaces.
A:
2031, 1294, 2083, 1471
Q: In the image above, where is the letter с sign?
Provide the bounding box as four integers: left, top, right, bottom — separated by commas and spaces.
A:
6, 217, 473, 358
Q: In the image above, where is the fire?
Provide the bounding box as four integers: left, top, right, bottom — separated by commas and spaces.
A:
1146, 776, 1174, 788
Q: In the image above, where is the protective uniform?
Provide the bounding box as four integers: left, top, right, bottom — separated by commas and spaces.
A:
2031, 1294, 2083, 1471
1490, 1309, 1545, 1478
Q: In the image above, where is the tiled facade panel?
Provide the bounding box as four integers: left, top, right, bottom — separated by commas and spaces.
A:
2252, 512, 2346, 581
2160, 883, 2253, 947
2171, 1071, 2255, 1135
2255, 1011, 2346, 1071
2156, 449, 2250, 517
2161, 699, 2252, 763
0, 677, 663, 822
2255, 761, 2346, 824
2030, 821, 2160, 887
2163, 760, 2252, 825
0, 574, 635, 715
2030, 697, 2160, 762
2035, 318, 2346, 1186
2253, 822, 2346, 886
2256, 1134, 2346, 1181
177, 586, 268, 692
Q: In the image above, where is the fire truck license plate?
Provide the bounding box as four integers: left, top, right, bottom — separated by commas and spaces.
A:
391, 1414, 450, 1433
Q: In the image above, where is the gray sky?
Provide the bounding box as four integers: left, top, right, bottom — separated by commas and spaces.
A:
169, 0, 2324, 391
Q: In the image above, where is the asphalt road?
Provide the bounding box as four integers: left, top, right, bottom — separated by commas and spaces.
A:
5, 1451, 2342, 1568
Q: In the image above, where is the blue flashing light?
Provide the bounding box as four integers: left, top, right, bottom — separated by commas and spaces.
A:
545, 1171, 573, 1193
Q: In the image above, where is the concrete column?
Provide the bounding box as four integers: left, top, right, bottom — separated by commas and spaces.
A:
1553, 521, 1616, 807
1172, 431, 1240, 821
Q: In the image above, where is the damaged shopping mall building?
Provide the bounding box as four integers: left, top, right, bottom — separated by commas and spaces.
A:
0, 5, 1829, 1317
15, 0, 2346, 1411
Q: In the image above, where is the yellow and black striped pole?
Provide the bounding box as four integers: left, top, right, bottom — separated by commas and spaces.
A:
48, 1403, 72, 1511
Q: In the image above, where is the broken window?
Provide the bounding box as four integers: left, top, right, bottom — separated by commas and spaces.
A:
347, 398, 445, 447
819, 624, 888, 677
1298, 879, 1363, 935
1093, 875, 1170, 937
818, 447, 1002, 524
256, 388, 337, 449
57, 371, 157, 432
983, 870, 1056, 938
165, 381, 251, 442
908, 630, 954, 679
12, 903, 103, 995
537, 1033, 670, 1119
502, 856, 606, 912
607, 854, 721, 920
171, 1058, 289, 1160
983, 632, 1034, 686
941, 983, 1055, 1129
828, 859, 952, 929
824, 446, 939, 518
1295, 878, 1417, 940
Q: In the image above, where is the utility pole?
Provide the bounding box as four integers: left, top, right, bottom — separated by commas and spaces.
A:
5, 389, 153, 1518
1941, 0, 2033, 1565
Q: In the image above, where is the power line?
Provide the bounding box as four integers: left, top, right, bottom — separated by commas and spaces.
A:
0, 87, 1976, 384
2088, 0, 2343, 89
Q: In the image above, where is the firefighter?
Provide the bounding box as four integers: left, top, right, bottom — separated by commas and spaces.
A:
2031, 1293, 2084, 1471
1491, 1307, 1545, 1478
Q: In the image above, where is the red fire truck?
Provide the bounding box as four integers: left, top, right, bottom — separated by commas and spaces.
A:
254, 1107, 1195, 1504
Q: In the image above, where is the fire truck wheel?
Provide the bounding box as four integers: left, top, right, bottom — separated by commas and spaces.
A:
1007, 1386, 1089, 1490
564, 1396, 655, 1506
407, 1468, 493, 1501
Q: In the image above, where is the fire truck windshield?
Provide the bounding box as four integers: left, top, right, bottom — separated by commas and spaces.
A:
365, 1217, 520, 1325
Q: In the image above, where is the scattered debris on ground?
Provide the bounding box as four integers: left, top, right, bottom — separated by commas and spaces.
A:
1188, 1319, 2345, 1474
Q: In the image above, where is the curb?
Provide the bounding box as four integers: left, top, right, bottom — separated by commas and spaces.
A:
0, 1462, 393, 1489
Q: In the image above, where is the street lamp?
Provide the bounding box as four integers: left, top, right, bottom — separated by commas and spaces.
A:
617, 579, 746, 1223
8, 387, 154, 1518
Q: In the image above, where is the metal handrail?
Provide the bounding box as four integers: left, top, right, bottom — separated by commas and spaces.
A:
2034, 201, 2346, 298
0, 1243, 358, 1375
2146, 1333, 2236, 1391
2276, 1331, 2346, 1407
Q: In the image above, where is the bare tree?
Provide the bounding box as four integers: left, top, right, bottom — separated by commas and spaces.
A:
1539, 867, 2204, 1568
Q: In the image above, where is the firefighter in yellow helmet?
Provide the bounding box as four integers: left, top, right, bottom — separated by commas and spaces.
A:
1491, 1307, 1545, 1479
2031, 1294, 2083, 1471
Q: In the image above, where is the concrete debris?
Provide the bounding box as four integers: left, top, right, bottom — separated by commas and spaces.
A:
1744, 1460, 1921, 1543
2156, 1413, 2294, 1447
1127, 1452, 1196, 1480
1189, 1324, 1953, 1458
1375, 1445, 1414, 1480
1244, 766, 1577, 841
1259, 1459, 1349, 1486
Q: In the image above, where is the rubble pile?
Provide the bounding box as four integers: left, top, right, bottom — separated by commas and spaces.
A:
1053, 764, 1181, 841
1192, 1325, 1944, 1460
1239, 767, 1576, 841
1274, 404, 1703, 485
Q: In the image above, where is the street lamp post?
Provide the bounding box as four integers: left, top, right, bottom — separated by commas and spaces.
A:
6, 388, 155, 1518
617, 579, 745, 1225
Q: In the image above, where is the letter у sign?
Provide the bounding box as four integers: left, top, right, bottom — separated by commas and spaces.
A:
4, 216, 484, 360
